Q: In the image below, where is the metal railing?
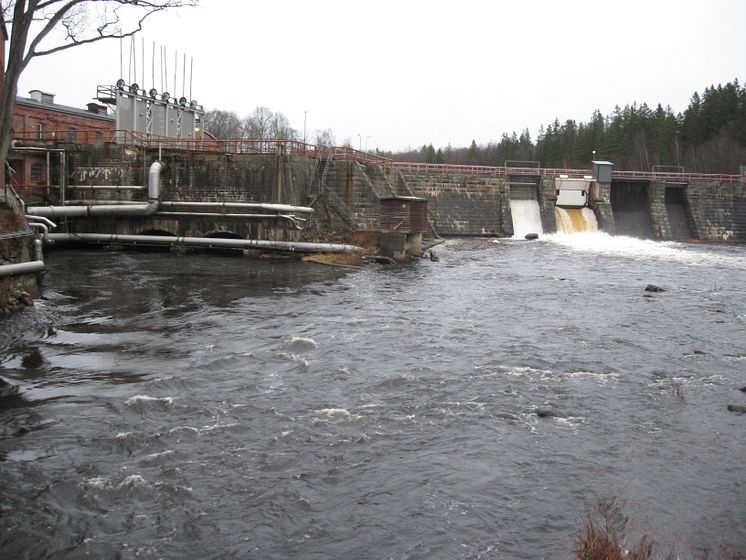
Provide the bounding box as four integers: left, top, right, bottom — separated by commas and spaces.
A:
318, 150, 357, 230
11, 128, 117, 146
10, 129, 744, 184
391, 161, 746, 183
2, 162, 27, 214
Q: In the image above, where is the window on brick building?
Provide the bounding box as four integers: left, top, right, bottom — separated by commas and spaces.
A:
95, 131, 103, 147
30, 163, 44, 183
37, 123, 46, 140
68, 128, 77, 143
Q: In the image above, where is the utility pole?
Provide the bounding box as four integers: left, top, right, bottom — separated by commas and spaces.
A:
303, 110, 307, 144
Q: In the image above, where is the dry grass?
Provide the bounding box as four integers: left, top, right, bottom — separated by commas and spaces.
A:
575, 497, 745, 560
575, 497, 652, 560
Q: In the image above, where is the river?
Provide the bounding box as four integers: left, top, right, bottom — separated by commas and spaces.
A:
1, 234, 745, 559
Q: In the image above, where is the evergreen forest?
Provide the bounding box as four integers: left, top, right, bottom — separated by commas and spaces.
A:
387, 80, 746, 174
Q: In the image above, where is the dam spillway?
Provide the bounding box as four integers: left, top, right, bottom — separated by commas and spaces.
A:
554, 207, 599, 234
509, 199, 544, 238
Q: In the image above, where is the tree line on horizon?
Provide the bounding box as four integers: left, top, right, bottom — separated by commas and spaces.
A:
385, 80, 746, 174
203, 80, 746, 174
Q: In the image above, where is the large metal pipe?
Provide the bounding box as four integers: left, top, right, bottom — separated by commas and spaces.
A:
33, 238, 43, 261
60, 201, 313, 218
154, 211, 305, 221
25, 215, 57, 229
26, 161, 164, 218
0, 260, 45, 277
28, 222, 49, 242
158, 201, 315, 214
47, 233, 362, 254
65, 185, 147, 191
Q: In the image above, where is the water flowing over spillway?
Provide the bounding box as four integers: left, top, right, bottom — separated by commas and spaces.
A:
1, 243, 745, 559
554, 206, 599, 233
510, 199, 544, 238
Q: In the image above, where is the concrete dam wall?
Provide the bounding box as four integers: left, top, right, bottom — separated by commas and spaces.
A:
400, 167, 746, 242
401, 171, 511, 236
24, 144, 746, 243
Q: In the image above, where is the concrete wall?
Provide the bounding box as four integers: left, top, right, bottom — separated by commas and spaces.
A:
27, 143, 746, 242
687, 180, 746, 241
402, 172, 509, 236
58, 149, 316, 242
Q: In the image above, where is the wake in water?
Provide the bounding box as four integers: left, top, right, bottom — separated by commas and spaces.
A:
543, 231, 746, 269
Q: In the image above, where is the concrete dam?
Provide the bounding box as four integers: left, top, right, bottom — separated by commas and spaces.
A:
396, 161, 746, 241
7, 140, 746, 267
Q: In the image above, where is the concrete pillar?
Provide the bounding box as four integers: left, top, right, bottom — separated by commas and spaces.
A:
648, 181, 671, 239
590, 181, 615, 235
538, 176, 557, 233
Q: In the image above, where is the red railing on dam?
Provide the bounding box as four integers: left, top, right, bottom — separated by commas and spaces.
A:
390, 162, 745, 184
123, 132, 393, 167
10, 130, 745, 184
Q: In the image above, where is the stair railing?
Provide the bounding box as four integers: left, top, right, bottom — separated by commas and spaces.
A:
318, 149, 357, 230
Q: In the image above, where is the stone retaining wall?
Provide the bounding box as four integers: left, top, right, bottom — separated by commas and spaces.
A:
402, 172, 509, 236
687, 180, 746, 241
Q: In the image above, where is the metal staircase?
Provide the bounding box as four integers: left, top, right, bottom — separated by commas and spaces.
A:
317, 150, 358, 230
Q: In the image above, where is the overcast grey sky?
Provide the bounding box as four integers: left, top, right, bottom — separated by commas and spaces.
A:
15, 0, 746, 151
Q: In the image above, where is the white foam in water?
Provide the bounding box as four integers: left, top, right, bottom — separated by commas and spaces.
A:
125, 395, 174, 406
510, 199, 544, 238
285, 337, 318, 351
313, 408, 356, 421
117, 474, 148, 490
544, 231, 746, 269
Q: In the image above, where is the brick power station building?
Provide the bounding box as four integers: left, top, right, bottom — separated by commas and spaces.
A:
9, 93, 116, 194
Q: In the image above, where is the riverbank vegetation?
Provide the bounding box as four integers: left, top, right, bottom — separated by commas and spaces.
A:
575, 496, 745, 560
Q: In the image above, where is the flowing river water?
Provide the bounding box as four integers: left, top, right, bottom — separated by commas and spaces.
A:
1, 235, 745, 559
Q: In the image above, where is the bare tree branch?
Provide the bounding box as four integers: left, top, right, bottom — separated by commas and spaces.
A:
0, 0, 198, 176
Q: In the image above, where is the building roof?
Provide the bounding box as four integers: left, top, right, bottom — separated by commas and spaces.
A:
15, 96, 116, 123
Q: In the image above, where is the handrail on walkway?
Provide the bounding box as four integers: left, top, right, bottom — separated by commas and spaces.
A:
9, 130, 745, 183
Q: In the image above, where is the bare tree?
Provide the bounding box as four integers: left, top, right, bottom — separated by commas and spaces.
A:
1, 0, 197, 177
242, 106, 297, 140
268, 111, 297, 140
202, 109, 244, 138
314, 128, 335, 147
243, 106, 273, 139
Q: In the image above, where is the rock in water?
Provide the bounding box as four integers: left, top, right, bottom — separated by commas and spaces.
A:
536, 408, 556, 418
727, 404, 746, 415
645, 284, 666, 293
525, 233, 539, 240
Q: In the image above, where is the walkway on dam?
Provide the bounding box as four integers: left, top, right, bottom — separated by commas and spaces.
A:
126, 133, 745, 185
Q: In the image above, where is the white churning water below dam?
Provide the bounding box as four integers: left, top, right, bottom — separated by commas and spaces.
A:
509, 199, 544, 238
554, 207, 599, 234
